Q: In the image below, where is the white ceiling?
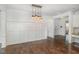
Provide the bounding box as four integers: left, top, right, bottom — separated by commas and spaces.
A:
7, 4, 79, 16
41, 4, 79, 16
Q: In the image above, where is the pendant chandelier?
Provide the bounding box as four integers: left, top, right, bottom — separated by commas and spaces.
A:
32, 4, 43, 22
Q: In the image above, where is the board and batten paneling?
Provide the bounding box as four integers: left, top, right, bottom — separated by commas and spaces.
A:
6, 5, 47, 45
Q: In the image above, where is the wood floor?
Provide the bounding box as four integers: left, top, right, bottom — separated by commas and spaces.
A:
5, 36, 79, 54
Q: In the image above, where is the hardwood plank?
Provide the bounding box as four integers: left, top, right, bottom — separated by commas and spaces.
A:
5, 36, 79, 54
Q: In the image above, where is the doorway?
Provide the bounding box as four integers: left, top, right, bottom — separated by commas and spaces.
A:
54, 15, 70, 47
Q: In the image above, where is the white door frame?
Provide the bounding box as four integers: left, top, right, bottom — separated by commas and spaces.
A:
53, 11, 73, 43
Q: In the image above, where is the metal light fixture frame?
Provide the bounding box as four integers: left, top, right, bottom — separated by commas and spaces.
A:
32, 4, 42, 22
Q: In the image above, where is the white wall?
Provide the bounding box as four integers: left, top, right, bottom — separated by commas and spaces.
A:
43, 16, 54, 38
47, 18, 54, 38
0, 5, 6, 48
6, 5, 47, 45
0, 4, 54, 47
73, 11, 79, 27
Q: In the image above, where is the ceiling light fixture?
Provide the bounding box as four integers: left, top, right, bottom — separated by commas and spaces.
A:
32, 4, 43, 22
